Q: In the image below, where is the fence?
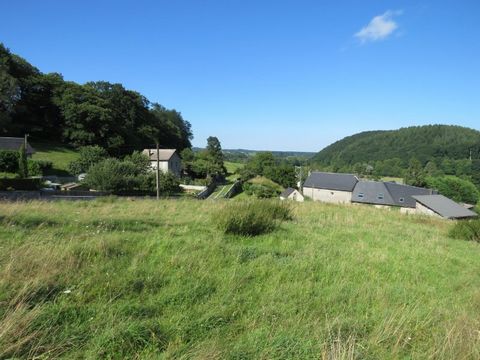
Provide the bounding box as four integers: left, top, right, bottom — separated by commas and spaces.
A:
197, 182, 216, 199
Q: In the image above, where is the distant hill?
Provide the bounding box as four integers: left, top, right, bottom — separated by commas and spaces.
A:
311, 125, 480, 166
193, 147, 315, 163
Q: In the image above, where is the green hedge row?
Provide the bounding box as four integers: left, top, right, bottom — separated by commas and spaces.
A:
0, 178, 42, 191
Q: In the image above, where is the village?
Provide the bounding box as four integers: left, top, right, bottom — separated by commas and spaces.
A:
0, 135, 477, 221
2, 2, 480, 357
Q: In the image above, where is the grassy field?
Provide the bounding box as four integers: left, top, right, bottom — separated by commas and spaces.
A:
1, 199, 480, 359
31, 142, 80, 175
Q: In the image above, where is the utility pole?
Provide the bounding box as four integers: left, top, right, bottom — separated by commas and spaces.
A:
24, 133, 29, 152
156, 142, 160, 200
295, 166, 303, 193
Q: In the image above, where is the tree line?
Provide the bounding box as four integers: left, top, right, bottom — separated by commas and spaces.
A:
0, 43, 192, 154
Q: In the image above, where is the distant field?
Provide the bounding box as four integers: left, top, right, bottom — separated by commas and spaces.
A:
1, 199, 479, 358
31, 142, 80, 176
382, 176, 404, 184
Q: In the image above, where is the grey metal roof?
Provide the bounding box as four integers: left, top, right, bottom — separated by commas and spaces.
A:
352, 181, 396, 206
303, 172, 358, 192
412, 195, 478, 219
143, 149, 177, 161
384, 182, 436, 208
280, 187, 296, 198
0, 137, 35, 155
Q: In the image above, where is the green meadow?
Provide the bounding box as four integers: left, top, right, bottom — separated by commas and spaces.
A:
1, 199, 480, 359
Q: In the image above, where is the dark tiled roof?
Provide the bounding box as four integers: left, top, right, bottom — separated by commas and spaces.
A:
383, 182, 436, 208
352, 181, 396, 206
0, 137, 35, 154
303, 172, 358, 192
280, 187, 296, 198
352, 181, 436, 208
142, 149, 177, 161
412, 195, 478, 219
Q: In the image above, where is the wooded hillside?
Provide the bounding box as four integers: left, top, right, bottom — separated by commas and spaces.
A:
312, 125, 480, 167
0, 43, 192, 155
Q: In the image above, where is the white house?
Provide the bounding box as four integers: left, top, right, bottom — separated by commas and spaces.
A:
280, 187, 304, 202
142, 149, 181, 177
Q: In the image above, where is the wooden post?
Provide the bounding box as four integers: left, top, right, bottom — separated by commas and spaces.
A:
156, 143, 160, 200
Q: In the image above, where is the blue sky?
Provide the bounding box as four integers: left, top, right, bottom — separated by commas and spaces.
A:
1, 1, 479, 151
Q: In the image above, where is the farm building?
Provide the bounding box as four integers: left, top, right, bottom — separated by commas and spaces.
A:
142, 149, 181, 177
280, 187, 304, 202
302, 172, 358, 204
412, 195, 477, 220
352, 180, 436, 209
0, 137, 35, 157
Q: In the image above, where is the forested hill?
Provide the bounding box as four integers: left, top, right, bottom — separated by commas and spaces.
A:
0, 43, 192, 155
311, 125, 480, 167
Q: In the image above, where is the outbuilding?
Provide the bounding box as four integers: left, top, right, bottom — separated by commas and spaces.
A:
412, 194, 477, 220
302, 172, 358, 204
280, 187, 304, 202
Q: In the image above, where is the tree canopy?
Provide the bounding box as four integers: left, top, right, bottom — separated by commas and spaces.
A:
0, 43, 193, 154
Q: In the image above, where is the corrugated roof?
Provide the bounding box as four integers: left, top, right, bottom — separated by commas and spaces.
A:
303, 172, 358, 192
0, 137, 35, 154
352, 181, 396, 206
412, 194, 478, 219
143, 149, 177, 161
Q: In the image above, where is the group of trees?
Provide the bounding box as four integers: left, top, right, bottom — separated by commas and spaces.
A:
240, 152, 296, 188
181, 136, 227, 182
0, 44, 192, 155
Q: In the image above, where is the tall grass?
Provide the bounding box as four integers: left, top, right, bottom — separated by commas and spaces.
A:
215, 199, 293, 236
1, 199, 480, 358
449, 219, 480, 242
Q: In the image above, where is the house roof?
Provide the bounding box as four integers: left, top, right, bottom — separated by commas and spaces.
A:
352, 181, 396, 206
280, 187, 296, 198
412, 194, 478, 219
352, 181, 436, 208
143, 149, 177, 161
383, 182, 436, 208
303, 172, 358, 192
0, 137, 35, 154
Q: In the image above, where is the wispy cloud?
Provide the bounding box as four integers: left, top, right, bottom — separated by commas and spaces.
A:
355, 10, 403, 44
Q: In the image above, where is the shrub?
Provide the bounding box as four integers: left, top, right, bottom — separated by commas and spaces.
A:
0, 178, 42, 190
0, 151, 19, 173
68, 145, 108, 175
449, 219, 480, 243
425, 176, 480, 204
84, 158, 138, 192
215, 200, 293, 236
27, 160, 42, 176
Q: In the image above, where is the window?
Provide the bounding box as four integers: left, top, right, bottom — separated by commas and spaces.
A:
357, 193, 364, 198
377, 193, 384, 200
399, 197, 405, 203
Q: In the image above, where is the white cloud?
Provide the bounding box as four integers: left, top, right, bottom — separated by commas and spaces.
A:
355, 10, 402, 43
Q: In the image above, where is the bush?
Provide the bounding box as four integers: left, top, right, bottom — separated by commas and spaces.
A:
84, 157, 180, 195
27, 160, 42, 176
0, 151, 19, 173
68, 145, 108, 175
0, 178, 42, 190
83, 158, 138, 192
243, 182, 280, 199
449, 219, 480, 243
425, 176, 479, 204
215, 200, 293, 236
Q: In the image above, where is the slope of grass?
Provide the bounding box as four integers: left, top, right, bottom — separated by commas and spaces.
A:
31, 142, 80, 175
1, 199, 480, 358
